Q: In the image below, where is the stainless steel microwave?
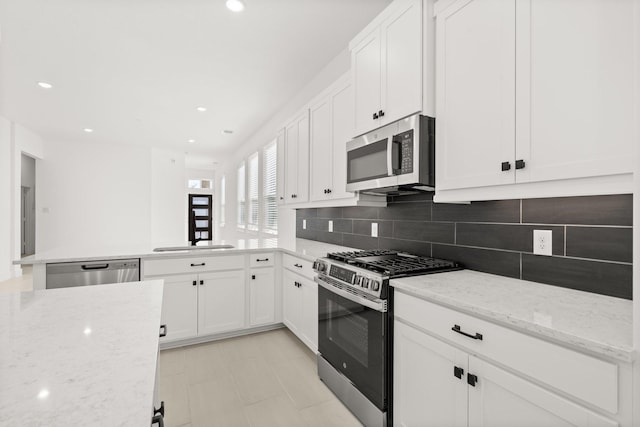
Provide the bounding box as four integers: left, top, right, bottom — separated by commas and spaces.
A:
346, 114, 435, 194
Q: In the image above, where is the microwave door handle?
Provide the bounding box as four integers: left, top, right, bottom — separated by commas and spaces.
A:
386, 138, 394, 176
388, 137, 401, 176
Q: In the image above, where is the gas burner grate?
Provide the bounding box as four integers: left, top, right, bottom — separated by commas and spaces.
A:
326, 250, 461, 277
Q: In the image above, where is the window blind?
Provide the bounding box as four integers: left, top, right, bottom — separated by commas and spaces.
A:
220, 175, 226, 227
247, 152, 259, 231
263, 141, 278, 234
237, 163, 246, 229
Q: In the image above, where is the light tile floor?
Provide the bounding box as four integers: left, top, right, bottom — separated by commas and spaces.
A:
159, 328, 364, 427
0, 265, 33, 293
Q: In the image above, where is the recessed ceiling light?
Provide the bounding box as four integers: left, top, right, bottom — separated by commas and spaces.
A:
196, 106, 207, 112
188, 139, 196, 143
222, 130, 233, 135
37, 82, 53, 89
83, 128, 94, 133
226, 0, 245, 12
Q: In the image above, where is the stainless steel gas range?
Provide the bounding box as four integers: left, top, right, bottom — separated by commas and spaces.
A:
313, 250, 461, 427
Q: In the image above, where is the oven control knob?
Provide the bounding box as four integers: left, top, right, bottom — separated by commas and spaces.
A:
362, 278, 370, 289
371, 280, 380, 291
313, 261, 327, 273
355, 275, 364, 286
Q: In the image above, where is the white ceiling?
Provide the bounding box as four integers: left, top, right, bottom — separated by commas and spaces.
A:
0, 0, 391, 164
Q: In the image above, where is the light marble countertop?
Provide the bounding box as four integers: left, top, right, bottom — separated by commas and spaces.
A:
0, 280, 164, 426
391, 270, 633, 362
14, 237, 355, 265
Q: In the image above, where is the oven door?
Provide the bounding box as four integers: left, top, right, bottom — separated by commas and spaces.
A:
317, 280, 387, 411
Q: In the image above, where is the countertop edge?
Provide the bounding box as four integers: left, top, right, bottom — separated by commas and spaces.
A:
392, 283, 634, 364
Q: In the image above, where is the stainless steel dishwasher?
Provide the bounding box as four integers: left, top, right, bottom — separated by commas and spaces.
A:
46, 259, 140, 289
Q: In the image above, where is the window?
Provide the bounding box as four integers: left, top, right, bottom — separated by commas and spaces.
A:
237, 162, 246, 229
187, 179, 212, 189
263, 141, 278, 234
219, 175, 226, 227
247, 152, 259, 231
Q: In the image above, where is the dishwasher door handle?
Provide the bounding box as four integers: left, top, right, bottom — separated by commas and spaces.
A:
80, 264, 109, 270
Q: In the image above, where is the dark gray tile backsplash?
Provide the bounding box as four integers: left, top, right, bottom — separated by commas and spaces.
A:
296, 193, 633, 299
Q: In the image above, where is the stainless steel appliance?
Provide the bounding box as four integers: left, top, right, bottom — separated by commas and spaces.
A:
313, 250, 460, 427
346, 114, 435, 195
46, 259, 140, 289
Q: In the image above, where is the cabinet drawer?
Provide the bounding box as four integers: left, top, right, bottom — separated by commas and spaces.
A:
394, 291, 619, 414
249, 252, 275, 268
143, 255, 244, 277
282, 254, 314, 279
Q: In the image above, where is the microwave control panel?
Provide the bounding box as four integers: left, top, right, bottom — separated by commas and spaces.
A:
395, 129, 414, 174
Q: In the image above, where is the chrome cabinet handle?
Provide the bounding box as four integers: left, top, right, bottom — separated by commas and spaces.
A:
190, 263, 206, 267
159, 324, 167, 337
451, 324, 483, 341
294, 263, 303, 268
256, 258, 269, 262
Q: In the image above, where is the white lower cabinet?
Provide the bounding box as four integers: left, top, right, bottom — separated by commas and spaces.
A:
394, 320, 468, 427
282, 268, 317, 352
467, 356, 618, 427
249, 267, 276, 327
160, 274, 198, 342
197, 270, 245, 336
394, 292, 629, 427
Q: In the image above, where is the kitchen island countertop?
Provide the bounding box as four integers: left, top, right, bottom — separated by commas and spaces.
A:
0, 280, 164, 426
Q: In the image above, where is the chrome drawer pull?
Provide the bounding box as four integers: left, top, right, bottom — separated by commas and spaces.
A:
452, 324, 483, 341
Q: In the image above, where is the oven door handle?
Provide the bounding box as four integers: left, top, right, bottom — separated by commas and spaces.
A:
314, 276, 387, 313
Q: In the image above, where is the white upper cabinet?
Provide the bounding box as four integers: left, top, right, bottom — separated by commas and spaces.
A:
435, 0, 516, 191
279, 110, 310, 205
351, 0, 424, 137
310, 74, 356, 202
276, 128, 286, 205
435, 0, 635, 201
514, 0, 635, 184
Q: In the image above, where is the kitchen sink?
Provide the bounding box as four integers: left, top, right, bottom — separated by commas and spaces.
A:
153, 244, 234, 252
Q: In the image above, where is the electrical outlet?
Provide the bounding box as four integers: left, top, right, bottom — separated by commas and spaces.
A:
533, 230, 553, 256
371, 223, 378, 237
302, 219, 306, 230
328, 220, 333, 232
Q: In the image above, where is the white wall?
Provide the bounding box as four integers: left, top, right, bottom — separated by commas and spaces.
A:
0, 116, 11, 281
151, 148, 187, 246
36, 139, 152, 251
215, 48, 351, 245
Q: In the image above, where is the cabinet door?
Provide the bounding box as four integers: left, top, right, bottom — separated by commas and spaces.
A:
330, 78, 355, 200
435, 0, 516, 190
299, 276, 318, 352
249, 267, 275, 327
352, 28, 382, 137
276, 128, 286, 205
284, 111, 310, 203
309, 94, 333, 201
394, 321, 468, 427
380, 0, 422, 127
198, 270, 245, 336
160, 274, 198, 342
467, 356, 618, 427
282, 270, 302, 335
284, 120, 299, 203
514, 0, 635, 184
